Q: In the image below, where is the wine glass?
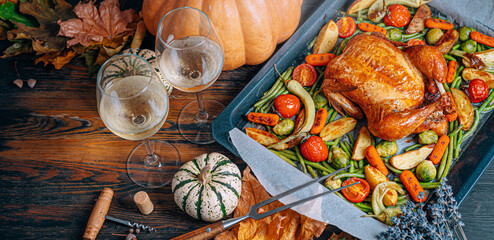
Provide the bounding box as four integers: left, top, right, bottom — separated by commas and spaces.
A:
97, 53, 181, 188
155, 7, 224, 144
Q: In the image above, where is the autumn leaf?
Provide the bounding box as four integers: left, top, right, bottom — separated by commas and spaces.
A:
9, 0, 75, 52
35, 49, 76, 69
58, 0, 135, 47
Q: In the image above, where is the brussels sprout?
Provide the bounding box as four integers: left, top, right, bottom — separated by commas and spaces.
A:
386, 28, 402, 42
461, 39, 477, 53
331, 147, 349, 169
272, 118, 295, 135
375, 141, 398, 157
459, 26, 473, 42
313, 91, 328, 110
324, 178, 342, 190
418, 130, 439, 145
416, 160, 437, 182
426, 28, 444, 45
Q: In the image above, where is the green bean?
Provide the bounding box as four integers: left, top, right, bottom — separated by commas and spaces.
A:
443, 82, 451, 93
452, 44, 461, 50
404, 144, 422, 152
310, 70, 326, 96
479, 90, 494, 112
382, 157, 390, 163
277, 150, 298, 161
307, 165, 318, 178
451, 75, 462, 89
456, 65, 465, 76
325, 108, 335, 124
449, 123, 463, 137
384, 162, 403, 174
295, 146, 308, 175
308, 36, 317, 50
354, 202, 372, 212
401, 30, 427, 41
394, 177, 402, 183
304, 160, 333, 173
354, 167, 364, 174
455, 130, 464, 159
477, 42, 482, 52
348, 134, 355, 146
281, 149, 296, 156
484, 103, 494, 111
358, 159, 364, 169
349, 160, 356, 173
437, 145, 449, 179
398, 194, 406, 200
321, 161, 336, 173
371, 135, 376, 147
420, 182, 441, 189
340, 141, 352, 157
462, 109, 480, 140
270, 150, 297, 167
440, 141, 455, 179
443, 54, 456, 61
333, 172, 365, 180
328, 110, 339, 122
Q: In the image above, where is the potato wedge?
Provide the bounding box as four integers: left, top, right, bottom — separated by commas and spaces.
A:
434, 29, 459, 55
245, 127, 279, 146
405, 4, 431, 34
319, 117, 357, 141
451, 88, 474, 130
390, 144, 435, 170
462, 68, 494, 88
365, 166, 398, 206
352, 126, 372, 160
348, 0, 377, 14
313, 20, 338, 54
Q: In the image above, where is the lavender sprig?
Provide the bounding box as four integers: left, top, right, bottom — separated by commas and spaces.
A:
378, 178, 466, 240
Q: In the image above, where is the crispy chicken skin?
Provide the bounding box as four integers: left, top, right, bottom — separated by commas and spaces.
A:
323, 34, 448, 141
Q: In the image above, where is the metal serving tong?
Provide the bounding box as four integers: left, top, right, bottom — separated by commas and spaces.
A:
171, 165, 356, 240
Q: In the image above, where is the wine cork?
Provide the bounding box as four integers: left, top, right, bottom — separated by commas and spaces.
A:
83, 188, 114, 240
134, 191, 154, 215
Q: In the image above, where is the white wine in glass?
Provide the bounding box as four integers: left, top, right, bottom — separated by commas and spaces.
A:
156, 7, 225, 144
97, 53, 181, 188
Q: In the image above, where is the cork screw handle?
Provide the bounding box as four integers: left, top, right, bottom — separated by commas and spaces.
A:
83, 188, 114, 240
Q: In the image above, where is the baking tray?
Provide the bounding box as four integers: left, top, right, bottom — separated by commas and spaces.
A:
212, 0, 494, 205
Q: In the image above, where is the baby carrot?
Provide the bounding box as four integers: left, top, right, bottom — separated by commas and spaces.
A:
470, 31, 494, 48
365, 145, 388, 176
247, 112, 280, 126
357, 22, 387, 35
430, 134, 450, 164
425, 18, 454, 30
446, 60, 457, 83
310, 108, 328, 134
400, 170, 427, 203
305, 53, 336, 66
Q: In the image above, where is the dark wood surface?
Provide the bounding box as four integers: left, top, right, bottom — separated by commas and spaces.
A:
0, 0, 493, 239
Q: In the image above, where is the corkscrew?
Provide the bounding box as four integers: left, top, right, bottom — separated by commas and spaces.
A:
105, 215, 156, 232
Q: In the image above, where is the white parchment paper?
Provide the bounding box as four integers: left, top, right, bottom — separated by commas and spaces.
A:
229, 128, 388, 240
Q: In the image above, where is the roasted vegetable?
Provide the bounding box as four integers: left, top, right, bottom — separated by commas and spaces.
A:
383, 4, 410, 28
273, 119, 295, 136
471, 31, 494, 48
324, 178, 342, 190
375, 140, 398, 157
365, 166, 398, 206
300, 136, 328, 162
406, 4, 431, 34
319, 117, 357, 141
245, 127, 279, 146
348, 0, 377, 14
274, 94, 301, 118
247, 112, 279, 126
451, 88, 474, 130
332, 147, 349, 169
462, 68, 494, 88
401, 170, 427, 202
342, 177, 370, 203
372, 181, 405, 215
468, 79, 490, 103
461, 39, 477, 53
386, 28, 402, 42
310, 108, 328, 134
430, 135, 450, 165
415, 160, 437, 182
390, 144, 434, 170
418, 130, 438, 145
368, 207, 402, 225
313, 20, 338, 54
352, 126, 372, 160
313, 91, 329, 109
450, 48, 494, 71
365, 145, 388, 175
459, 26, 473, 41
426, 28, 444, 45
434, 29, 459, 55
425, 18, 454, 30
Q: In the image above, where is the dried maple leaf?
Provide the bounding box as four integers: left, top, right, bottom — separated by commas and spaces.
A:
9, 0, 75, 52
58, 0, 135, 47
328, 232, 357, 240
35, 49, 75, 69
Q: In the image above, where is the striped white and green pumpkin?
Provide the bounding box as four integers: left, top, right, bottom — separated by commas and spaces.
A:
172, 152, 242, 222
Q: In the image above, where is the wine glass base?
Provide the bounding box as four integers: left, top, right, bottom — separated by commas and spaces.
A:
127, 140, 181, 188
178, 99, 225, 144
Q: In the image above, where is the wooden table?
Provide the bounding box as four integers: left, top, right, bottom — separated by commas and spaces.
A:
0, 1, 493, 239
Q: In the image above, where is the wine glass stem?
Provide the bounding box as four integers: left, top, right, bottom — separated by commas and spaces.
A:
195, 92, 209, 123
142, 138, 158, 165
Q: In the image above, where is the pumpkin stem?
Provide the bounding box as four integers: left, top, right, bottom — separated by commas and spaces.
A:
198, 164, 212, 185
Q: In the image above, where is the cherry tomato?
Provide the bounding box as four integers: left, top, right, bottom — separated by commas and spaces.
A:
293, 63, 317, 87
300, 136, 328, 162
407, 39, 426, 47
337, 17, 356, 38
383, 4, 411, 28
468, 79, 489, 103
341, 177, 370, 203
274, 94, 301, 118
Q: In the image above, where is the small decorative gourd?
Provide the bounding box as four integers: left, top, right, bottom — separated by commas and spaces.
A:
172, 153, 242, 222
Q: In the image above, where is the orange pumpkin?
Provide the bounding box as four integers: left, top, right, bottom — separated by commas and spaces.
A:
142, 0, 304, 70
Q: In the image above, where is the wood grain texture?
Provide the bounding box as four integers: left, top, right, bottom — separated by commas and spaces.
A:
0, 0, 492, 240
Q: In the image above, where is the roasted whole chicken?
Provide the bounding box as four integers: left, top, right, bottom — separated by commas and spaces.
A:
322, 34, 452, 141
